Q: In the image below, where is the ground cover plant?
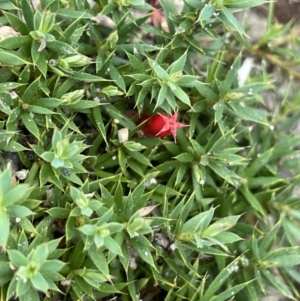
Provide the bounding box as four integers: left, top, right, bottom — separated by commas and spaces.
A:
0, 0, 300, 300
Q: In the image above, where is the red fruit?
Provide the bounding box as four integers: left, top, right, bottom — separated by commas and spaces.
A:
136, 111, 187, 142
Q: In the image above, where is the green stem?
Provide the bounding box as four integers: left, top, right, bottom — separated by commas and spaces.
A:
267, 1, 275, 29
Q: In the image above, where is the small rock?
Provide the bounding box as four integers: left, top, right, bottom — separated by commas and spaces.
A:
118, 128, 129, 144
0, 26, 20, 41
92, 14, 116, 28
15, 169, 29, 180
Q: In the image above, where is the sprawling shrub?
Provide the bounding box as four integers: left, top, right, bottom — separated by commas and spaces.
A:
0, 0, 299, 300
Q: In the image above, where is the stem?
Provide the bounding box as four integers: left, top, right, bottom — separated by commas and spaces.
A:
267, 0, 275, 29
264, 53, 300, 80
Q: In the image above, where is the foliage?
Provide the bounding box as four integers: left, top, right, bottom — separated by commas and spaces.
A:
0, 0, 299, 300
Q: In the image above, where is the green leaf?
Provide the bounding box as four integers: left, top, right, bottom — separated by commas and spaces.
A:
0, 131, 15, 145
211, 280, 253, 301
46, 208, 70, 219
16, 275, 30, 296
19, 218, 36, 235
21, 112, 40, 140
67, 71, 108, 82
0, 2, 19, 10
2, 11, 29, 35
117, 44, 159, 53
0, 50, 29, 66
6, 205, 34, 218
130, 236, 156, 269
35, 49, 47, 78
156, 84, 168, 108
27, 105, 54, 114
40, 259, 65, 275
92, 107, 107, 144
0, 82, 26, 91
114, 181, 123, 210
126, 52, 146, 73
185, 0, 205, 9
261, 268, 294, 299
172, 85, 191, 107
46, 40, 77, 55
41, 151, 55, 163
180, 208, 214, 234
214, 100, 225, 123
198, 3, 215, 27
213, 151, 247, 166
73, 275, 93, 296
0, 36, 31, 49
0, 169, 13, 199
175, 163, 188, 186
245, 149, 272, 178
219, 6, 247, 37
103, 236, 123, 256
262, 247, 300, 267
118, 147, 127, 175
224, 0, 267, 9
7, 277, 18, 300
194, 81, 218, 101
164, 255, 200, 290
176, 75, 199, 87
30, 243, 49, 263
33, 11, 42, 32
201, 257, 242, 301
209, 161, 240, 186
79, 224, 97, 236
31, 272, 49, 293
129, 74, 151, 81
167, 50, 187, 74
8, 250, 28, 267
240, 186, 265, 216
232, 82, 265, 94
3, 184, 31, 207
0, 209, 9, 248
0, 259, 13, 286
149, 59, 170, 81
104, 217, 124, 233
109, 64, 126, 91
174, 192, 195, 233
17, 231, 28, 256
67, 100, 100, 110
32, 98, 62, 108
248, 177, 284, 188
126, 150, 152, 167
203, 215, 241, 237
123, 141, 145, 152
136, 86, 150, 107
106, 105, 136, 129
22, 76, 40, 103
63, 14, 87, 41
228, 102, 269, 125
214, 232, 243, 244
57, 8, 93, 19
88, 245, 109, 277
21, 0, 34, 31
258, 220, 281, 256
83, 269, 107, 287
174, 152, 195, 163
131, 181, 146, 212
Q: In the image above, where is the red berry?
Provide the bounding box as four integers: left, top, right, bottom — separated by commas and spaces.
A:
136, 111, 187, 142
